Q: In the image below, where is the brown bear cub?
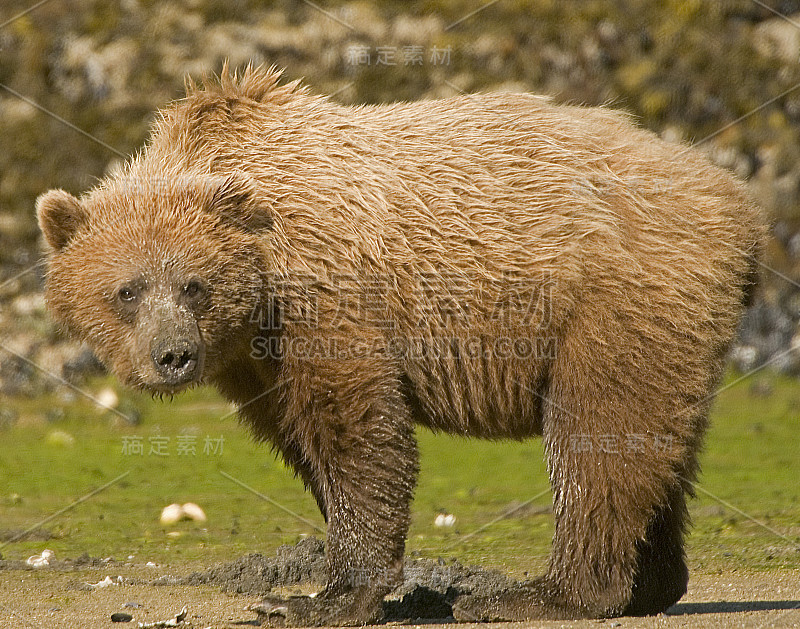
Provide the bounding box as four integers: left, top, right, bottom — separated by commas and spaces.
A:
37, 64, 764, 625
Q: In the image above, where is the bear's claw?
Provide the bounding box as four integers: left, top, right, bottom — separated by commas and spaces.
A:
248, 595, 291, 627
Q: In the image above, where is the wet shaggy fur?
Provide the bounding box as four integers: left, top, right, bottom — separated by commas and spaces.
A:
37, 65, 765, 625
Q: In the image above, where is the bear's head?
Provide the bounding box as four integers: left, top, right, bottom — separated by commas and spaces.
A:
36, 172, 274, 393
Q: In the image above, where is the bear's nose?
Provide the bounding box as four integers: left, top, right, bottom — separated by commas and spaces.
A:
151, 338, 200, 384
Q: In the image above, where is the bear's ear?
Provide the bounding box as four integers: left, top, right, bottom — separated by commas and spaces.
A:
206, 173, 274, 234
36, 189, 89, 252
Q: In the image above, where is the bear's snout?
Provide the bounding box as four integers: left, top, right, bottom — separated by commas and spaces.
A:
151, 337, 202, 386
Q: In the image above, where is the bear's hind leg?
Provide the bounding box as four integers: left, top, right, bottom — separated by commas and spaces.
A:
625, 482, 689, 615
455, 312, 704, 620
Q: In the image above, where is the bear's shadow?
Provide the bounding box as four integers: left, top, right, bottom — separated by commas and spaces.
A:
174, 539, 798, 622
667, 600, 800, 615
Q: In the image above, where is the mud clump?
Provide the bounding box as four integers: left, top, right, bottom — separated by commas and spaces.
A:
173, 538, 519, 622
387, 555, 518, 621
172, 537, 328, 595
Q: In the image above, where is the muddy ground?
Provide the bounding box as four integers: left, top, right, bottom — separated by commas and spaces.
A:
0, 539, 798, 628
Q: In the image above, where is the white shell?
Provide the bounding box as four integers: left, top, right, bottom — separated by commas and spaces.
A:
181, 502, 207, 522
160, 503, 184, 525
434, 513, 456, 528
26, 549, 54, 567
89, 576, 116, 588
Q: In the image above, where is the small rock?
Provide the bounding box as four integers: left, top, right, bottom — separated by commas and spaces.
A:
12, 293, 45, 316
95, 387, 119, 410
754, 14, 800, 63
111, 611, 133, 622
62, 346, 106, 382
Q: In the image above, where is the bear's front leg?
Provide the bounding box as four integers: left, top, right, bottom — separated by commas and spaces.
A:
254, 358, 419, 627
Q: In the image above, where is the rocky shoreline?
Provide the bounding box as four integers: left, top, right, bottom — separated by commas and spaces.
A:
3, 1, 800, 398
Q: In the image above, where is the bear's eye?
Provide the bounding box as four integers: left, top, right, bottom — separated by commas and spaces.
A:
118, 286, 137, 303
182, 279, 206, 299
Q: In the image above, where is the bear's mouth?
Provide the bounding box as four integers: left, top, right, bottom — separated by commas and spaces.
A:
144, 377, 203, 396
144, 361, 205, 395
148, 368, 202, 393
